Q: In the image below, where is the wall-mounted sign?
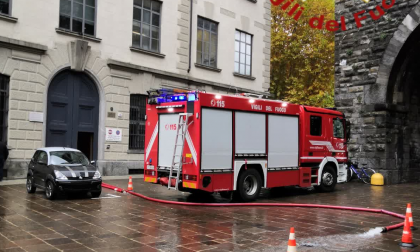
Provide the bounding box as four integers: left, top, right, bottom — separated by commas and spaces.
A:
106, 128, 122, 142
29, 112, 44, 123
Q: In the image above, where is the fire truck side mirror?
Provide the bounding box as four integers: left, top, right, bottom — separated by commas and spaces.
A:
345, 119, 351, 142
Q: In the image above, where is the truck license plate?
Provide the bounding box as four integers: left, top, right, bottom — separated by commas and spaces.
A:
147, 165, 154, 170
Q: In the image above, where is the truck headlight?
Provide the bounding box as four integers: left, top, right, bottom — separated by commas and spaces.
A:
54, 170, 68, 180
93, 170, 101, 179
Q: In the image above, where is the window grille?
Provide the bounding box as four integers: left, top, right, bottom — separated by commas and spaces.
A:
129, 95, 147, 150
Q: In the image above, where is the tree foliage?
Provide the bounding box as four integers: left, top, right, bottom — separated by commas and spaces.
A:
270, 0, 335, 107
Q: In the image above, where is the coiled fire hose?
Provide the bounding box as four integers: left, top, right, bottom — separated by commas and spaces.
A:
102, 182, 404, 232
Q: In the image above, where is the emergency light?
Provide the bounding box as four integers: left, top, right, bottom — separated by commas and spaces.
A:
172, 95, 185, 101
148, 88, 198, 105
188, 94, 196, 101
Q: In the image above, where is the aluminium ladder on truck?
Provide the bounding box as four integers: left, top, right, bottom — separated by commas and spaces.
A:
168, 113, 193, 190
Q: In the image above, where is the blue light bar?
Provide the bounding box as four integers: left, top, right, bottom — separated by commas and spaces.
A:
171, 95, 186, 101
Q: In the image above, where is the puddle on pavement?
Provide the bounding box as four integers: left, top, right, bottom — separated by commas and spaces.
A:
92, 193, 121, 199
299, 227, 384, 251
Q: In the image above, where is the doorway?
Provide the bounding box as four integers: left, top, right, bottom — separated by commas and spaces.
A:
77, 132, 94, 160
46, 70, 99, 160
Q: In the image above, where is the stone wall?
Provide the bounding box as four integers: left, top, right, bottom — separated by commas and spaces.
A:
0, 43, 48, 178
334, 0, 420, 183
176, 0, 191, 75
262, 1, 272, 91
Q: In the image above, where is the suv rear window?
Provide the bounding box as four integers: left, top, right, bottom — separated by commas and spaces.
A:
310, 116, 322, 136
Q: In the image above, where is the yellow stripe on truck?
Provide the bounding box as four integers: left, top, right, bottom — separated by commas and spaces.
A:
145, 177, 157, 183
183, 182, 197, 189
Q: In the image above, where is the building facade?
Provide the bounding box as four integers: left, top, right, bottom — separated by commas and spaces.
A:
0, 0, 271, 178
335, 0, 420, 183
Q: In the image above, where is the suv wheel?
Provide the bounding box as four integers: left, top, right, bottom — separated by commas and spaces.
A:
26, 177, 36, 193
45, 181, 56, 200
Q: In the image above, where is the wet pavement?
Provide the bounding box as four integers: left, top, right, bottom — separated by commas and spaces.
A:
0, 179, 419, 252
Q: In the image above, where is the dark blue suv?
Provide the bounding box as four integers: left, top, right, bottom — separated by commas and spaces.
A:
26, 147, 102, 200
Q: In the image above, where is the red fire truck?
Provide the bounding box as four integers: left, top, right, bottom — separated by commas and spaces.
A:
144, 89, 350, 201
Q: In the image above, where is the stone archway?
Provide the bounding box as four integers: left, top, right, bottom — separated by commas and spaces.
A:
362, 4, 420, 183
335, 2, 420, 184
46, 70, 99, 160
364, 5, 420, 106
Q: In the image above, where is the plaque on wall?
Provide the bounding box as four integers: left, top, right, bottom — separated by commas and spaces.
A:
29, 112, 44, 123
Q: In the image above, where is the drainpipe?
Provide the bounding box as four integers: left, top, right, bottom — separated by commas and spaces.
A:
187, 0, 193, 73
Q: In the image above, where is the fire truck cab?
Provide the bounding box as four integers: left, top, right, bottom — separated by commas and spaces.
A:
144, 89, 350, 201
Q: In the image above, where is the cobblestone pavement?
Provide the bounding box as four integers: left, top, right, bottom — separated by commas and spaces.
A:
0, 179, 419, 252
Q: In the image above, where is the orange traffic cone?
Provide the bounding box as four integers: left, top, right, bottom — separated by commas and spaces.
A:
400, 214, 417, 248
406, 203, 417, 231
287, 227, 297, 252
127, 176, 133, 191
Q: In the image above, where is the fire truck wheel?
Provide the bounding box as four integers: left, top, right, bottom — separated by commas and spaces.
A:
236, 169, 262, 202
317, 165, 337, 192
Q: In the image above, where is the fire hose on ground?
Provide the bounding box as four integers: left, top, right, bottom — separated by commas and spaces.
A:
101, 182, 404, 233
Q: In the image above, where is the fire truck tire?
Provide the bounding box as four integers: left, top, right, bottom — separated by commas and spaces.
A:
316, 165, 337, 192
236, 169, 262, 202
